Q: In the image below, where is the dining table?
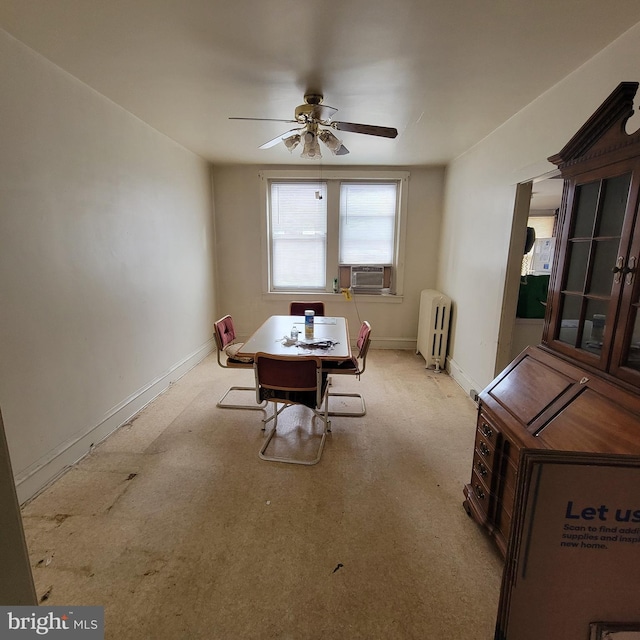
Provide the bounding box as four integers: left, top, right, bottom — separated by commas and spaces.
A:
235, 315, 352, 363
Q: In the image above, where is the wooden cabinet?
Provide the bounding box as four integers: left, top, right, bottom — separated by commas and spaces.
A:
463, 345, 640, 555
464, 83, 640, 554
545, 82, 640, 389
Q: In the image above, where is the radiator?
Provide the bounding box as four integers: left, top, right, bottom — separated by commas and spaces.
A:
416, 289, 452, 370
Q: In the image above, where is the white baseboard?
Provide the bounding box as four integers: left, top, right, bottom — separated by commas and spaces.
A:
16, 339, 215, 505
446, 355, 482, 400
370, 337, 417, 350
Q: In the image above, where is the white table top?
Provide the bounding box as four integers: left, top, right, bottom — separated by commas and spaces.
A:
237, 315, 352, 361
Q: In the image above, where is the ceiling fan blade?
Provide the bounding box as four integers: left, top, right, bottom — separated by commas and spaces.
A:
331, 121, 398, 138
258, 128, 303, 149
313, 104, 338, 121
334, 144, 349, 156
229, 117, 297, 124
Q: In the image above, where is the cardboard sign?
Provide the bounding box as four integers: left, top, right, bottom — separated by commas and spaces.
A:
495, 450, 640, 640
589, 622, 640, 639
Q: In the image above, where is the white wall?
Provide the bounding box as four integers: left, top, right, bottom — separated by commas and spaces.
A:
211, 165, 445, 347
0, 30, 217, 502
439, 21, 640, 395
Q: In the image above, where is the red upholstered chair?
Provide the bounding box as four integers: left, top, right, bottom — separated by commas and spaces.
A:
213, 315, 264, 410
289, 301, 325, 316
254, 353, 330, 465
324, 320, 371, 417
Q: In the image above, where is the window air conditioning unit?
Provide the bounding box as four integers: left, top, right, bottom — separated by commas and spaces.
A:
351, 265, 386, 291
338, 265, 392, 293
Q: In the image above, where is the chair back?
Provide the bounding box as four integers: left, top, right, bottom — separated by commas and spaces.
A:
255, 353, 324, 409
215, 314, 255, 368
355, 321, 372, 373
289, 301, 325, 316
214, 315, 236, 351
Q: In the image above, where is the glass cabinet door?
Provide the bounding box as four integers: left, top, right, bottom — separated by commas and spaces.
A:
550, 170, 632, 369
618, 297, 640, 372
609, 168, 640, 384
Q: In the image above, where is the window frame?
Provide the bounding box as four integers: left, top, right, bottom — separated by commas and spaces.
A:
339, 181, 399, 266
259, 169, 409, 298
268, 181, 329, 291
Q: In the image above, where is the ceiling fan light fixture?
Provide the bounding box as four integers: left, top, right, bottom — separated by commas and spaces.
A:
283, 133, 301, 152
300, 130, 321, 159
318, 129, 342, 153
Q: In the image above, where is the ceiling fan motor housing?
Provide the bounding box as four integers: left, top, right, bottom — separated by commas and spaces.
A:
296, 107, 324, 122
295, 94, 332, 122
304, 94, 324, 105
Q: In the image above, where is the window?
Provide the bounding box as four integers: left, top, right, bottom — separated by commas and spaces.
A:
339, 183, 397, 264
270, 182, 327, 289
522, 214, 557, 276
262, 170, 408, 294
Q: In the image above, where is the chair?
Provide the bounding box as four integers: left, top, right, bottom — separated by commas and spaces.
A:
324, 321, 372, 417
289, 301, 325, 316
254, 353, 331, 465
213, 315, 264, 410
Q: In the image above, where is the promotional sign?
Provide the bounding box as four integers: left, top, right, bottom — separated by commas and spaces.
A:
495, 450, 640, 640
589, 622, 640, 639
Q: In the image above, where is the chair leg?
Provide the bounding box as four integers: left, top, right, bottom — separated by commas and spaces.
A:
317, 390, 332, 432
259, 403, 329, 466
327, 391, 366, 417
261, 401, 286, 430
217, 385, 266, 410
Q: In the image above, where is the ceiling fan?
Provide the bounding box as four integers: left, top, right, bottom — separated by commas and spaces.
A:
229, 94, 398, 158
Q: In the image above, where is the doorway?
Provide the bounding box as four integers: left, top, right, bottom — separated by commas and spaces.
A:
495, 174, 563, 374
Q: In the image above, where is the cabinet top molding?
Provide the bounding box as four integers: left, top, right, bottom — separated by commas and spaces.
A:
549, 81, 640, 172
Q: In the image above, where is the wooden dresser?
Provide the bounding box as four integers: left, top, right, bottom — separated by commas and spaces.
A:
463, 82, 640, 555
463, 345, 640, 555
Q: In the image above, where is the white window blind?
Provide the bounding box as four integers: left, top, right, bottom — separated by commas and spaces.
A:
270, 182, 327, 289
339, 183, 397, 264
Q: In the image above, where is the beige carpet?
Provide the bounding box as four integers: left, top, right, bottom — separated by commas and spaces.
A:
21, 349, 504, 639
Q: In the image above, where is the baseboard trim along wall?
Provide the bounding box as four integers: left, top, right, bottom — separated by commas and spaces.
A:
15, 339, 215, 505
368, 337, 417, 350
447, 355, 481, 401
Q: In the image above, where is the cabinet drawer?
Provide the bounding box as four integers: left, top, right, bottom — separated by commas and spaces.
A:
475, 432, 497, 469
472, 451, 492, 485
470, 469, 492, 515
478, 412, 501, 444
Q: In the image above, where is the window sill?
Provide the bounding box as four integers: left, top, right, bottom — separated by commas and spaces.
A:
262, 292, 403, 304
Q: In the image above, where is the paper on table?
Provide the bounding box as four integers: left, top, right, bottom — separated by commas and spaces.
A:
297, 339, 338, 349
293, 317, 337, 325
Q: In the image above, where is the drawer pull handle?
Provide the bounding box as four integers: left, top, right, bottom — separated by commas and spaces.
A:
475, 484, 485, 500
476, 462, 488, 477
479, 442, 490, 456
481, 423, 493, 438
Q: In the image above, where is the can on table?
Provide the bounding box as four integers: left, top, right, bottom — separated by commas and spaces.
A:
305, 310, 315, 338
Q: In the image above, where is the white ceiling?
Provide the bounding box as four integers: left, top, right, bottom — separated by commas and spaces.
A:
2, 1, 640, 166
530, 176, 564, 212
